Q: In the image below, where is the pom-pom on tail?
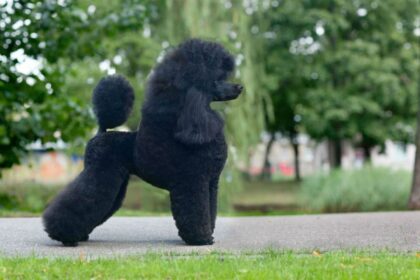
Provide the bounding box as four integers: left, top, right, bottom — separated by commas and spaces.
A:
92, 75, 134, 132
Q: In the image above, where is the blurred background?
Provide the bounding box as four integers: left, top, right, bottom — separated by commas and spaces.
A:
1, 0, 419, 217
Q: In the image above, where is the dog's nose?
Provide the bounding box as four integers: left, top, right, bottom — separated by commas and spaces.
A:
235, 84, 243, 92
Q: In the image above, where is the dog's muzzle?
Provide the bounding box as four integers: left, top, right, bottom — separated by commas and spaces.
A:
213, 83, 243, 101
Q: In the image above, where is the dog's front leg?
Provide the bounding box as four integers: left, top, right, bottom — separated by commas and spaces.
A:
209, 177, 219, 233
170, 183, 213, 245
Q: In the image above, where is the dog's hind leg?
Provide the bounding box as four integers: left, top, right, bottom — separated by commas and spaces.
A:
42, 165, 130, 246
93, 175, 130, 228
78, 175, 130, 243
170, 182, 213, 245
42, 132, 135, 246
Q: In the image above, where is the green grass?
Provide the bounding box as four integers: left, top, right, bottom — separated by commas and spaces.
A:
0, 251, 418, 279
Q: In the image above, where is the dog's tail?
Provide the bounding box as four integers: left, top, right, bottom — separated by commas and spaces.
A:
92, 75, 134, 132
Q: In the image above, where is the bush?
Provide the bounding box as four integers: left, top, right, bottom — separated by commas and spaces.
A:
300, 167, 411, 212
0, 183, 59, 212
123, 179, 170, 212
0, 193, 18, 210
0, 180, 171, 214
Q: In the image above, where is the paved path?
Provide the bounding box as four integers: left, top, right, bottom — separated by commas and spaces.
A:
0, 212, 418, 258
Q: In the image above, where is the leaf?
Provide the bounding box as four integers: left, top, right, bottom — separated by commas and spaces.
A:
312, 250, 322, 257
79, 251, 86, 262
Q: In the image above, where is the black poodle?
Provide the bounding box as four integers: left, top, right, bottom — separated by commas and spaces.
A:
42, 39, 243, 246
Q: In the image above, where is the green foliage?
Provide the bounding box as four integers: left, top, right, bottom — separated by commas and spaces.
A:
0, 0, 149, 170
262, 0, 419, 154
123, 179, 170, 212
0, 192, 18, 210
0, 183, 58, 212
2, 0, 419, 212
0, 251, 418, 279
300, 167, 411, 212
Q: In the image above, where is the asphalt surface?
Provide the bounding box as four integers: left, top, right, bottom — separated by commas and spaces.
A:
0, 211, 418, 258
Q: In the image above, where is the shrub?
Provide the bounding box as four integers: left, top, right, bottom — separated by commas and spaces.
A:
0, 183, 59, 212
0, 180, 170, 213
123, 179, 171, 212
0, 193, 18, 210
300, 167, 411, 212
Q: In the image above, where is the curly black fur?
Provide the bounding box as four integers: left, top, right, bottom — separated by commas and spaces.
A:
42, 39, 243, 246
92, 75, 134, 131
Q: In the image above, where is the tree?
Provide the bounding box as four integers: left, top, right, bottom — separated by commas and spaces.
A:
409, 78, 420, 209
0, 0, 148, 171
261, 0, 419, 170
261, 1, 320, 181
300, 0, 418, 167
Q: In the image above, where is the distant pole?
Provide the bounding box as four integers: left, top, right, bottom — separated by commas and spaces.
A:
408, 84, 420, 210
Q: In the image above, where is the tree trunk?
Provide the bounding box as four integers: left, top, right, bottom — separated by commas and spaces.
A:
328, 139, 342, 169
327, 2, 343, 170
408, 89, 420, 209
291, 136, 301, 182
362, 143, 372, 163
260, 133, 275, 181
334, 140, 342, 167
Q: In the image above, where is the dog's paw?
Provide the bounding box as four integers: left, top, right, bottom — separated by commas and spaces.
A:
183, 236, 214, 246
62, 241, 78, 247
79, 235, 89, 242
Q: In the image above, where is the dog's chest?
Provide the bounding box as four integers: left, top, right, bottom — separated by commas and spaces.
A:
204, 135, 228, 173
134, 122, 228, 185
207, 137, 227, 160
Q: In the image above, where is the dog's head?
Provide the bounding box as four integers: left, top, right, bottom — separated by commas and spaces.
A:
170, 39, 243, 102
146, 39, 243, 145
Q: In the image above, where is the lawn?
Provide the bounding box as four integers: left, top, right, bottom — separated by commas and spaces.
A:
0, 251, 418, 279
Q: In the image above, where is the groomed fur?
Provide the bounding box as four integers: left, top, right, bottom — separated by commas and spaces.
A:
42, 39, 242, 246
92, 75, 134, 131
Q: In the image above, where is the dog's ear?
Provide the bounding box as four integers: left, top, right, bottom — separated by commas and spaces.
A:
174, 87, 223, 145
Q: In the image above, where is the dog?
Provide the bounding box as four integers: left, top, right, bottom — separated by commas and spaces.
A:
42, 39, 243, 246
